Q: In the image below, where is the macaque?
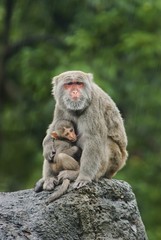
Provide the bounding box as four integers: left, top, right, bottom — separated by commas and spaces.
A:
35, 120, 81, 197
47, 119, 81, 202
50, 120, 80, 174
37, 70, 128, 191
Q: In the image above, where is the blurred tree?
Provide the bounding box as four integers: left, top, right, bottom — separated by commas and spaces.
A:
0, 0, 161, 238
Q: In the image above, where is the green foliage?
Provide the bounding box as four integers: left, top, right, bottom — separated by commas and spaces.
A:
0, 0, 161, 238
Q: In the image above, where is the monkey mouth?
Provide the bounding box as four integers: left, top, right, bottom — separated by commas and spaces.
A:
63, 97, 88, 111
70, 138, 77, 142
72, 96, 79, 101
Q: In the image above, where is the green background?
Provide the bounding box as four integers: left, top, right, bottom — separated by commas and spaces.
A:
0, 1, 161, 239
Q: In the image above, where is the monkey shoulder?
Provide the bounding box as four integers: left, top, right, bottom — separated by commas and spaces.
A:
93, 83, 116, 106
93, 83, 121, 118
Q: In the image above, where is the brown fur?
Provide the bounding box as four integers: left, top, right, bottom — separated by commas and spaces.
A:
35, 120, 81, 195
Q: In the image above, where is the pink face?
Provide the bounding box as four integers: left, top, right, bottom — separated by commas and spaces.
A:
64, 81, 84, 100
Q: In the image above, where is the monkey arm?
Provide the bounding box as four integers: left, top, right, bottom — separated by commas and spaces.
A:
93, 84, 127, 151
105, 107, 128, 160
43, 122, 56, 162
74, 137, 103, 188
43, 136, 55, 162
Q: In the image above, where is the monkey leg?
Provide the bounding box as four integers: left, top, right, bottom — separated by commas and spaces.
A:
58, 170, 79, 183
42, 159, 58, 191
53, 153, 80, 172
95, 142, 112, 182
34, 159, 57, 192
46, 179, 70, 204
95, 160, 110, 182
105, 141, 126, 178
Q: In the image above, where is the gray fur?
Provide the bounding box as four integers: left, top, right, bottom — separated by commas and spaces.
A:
40, 71, 128, 189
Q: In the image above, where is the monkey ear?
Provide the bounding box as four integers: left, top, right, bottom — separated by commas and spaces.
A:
51, 131, 58, 139
51, 75, 59, 96
87, 73, 93, 82
52, 76, 59, 86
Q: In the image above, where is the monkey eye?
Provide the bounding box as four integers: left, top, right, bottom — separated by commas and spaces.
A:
65, 132, 69, 137
64, 82, 84, 86
70, 129, 74, 132
64, 82, 73, 89
76, 82, 83, 85
66, 82, 73, 86
76, 82, 84, 87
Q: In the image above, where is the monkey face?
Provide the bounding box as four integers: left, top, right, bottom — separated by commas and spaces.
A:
64, 82, 84, 100
52, 71, 93, 111
62, 127, 77, 142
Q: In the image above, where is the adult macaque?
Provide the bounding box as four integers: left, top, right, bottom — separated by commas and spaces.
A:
41, 70, 128, 190
34, 120, 80, 193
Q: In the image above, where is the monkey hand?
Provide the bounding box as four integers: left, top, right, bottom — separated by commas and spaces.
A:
43, 142, 56, 162
73, 176, 92, 189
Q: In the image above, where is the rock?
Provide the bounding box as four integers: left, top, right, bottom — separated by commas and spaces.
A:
0, 179, 148, 240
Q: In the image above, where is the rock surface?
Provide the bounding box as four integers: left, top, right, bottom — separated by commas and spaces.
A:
0, 179, 148, 240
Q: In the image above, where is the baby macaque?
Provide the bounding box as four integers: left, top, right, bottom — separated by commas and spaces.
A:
46, 120, 81, 203
50, 120, 80, 174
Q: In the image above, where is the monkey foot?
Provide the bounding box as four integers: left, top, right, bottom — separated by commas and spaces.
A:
43, 177, 58, 191
73, 180, 91, 189
34, 178, 44, 192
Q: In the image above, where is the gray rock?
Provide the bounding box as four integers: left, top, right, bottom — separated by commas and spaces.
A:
0, 179, 148, 240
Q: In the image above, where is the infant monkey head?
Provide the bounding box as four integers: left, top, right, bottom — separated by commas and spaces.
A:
51, 120, 77, 142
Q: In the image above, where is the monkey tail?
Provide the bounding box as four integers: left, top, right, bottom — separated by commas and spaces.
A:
46, 179, 70, 204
